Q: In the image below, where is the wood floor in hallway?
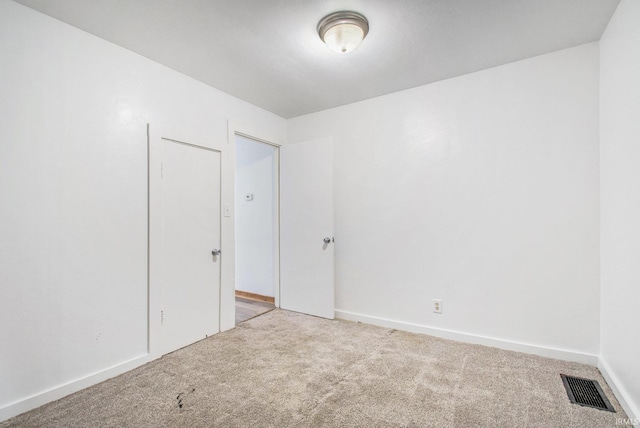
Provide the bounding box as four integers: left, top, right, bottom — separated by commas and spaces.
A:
235, 296, 275, 325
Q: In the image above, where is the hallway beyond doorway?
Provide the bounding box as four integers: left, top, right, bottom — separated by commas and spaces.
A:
235, 296, 275, 325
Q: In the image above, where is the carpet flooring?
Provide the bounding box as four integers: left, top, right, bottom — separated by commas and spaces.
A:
1, 309, 626, 427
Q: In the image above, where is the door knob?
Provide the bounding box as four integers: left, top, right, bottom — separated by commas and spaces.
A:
211, 249, 221, 256
323, 237, 332, 244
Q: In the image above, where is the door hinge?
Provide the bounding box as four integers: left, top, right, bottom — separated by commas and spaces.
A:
161, 163, 164, 178
161, 310, 164, 325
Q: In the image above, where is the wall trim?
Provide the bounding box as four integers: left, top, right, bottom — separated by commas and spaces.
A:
235, 290, 275, 304
598, 357, 639, 425
336, 309, 598, 365
0, 354, 152, 423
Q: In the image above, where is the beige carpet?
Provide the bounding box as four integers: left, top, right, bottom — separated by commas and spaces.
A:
2, 309, 626, 427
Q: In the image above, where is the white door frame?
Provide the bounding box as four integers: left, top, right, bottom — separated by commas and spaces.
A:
148, 123, 233, 359
228, 122, 282, 309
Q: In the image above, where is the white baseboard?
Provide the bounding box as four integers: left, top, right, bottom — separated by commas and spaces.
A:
598, 357, 639, 425
0, 354, 152, 423
336, 309, 599, 365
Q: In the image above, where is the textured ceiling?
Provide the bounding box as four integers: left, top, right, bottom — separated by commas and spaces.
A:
14, 0, 620, 118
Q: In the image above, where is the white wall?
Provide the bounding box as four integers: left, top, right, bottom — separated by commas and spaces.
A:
599, 0, 640, 421
2, 0, 630, 422
288, 43, 601, 360
0, 1, 285, 420
235, 136, 277, 297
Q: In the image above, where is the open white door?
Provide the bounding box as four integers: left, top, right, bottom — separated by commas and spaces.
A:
280, 138, 334, 319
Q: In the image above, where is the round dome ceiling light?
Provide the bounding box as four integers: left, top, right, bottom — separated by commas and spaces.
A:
317, 11, 369, 54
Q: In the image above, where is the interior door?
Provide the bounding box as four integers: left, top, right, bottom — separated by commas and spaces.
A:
159, 139, 221, 354
280, 138, 334, 319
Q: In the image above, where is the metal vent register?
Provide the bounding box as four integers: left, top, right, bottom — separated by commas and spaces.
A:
560, 374, 615, 412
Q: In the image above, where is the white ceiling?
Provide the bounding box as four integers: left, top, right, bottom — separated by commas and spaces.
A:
14, 0, 619, 118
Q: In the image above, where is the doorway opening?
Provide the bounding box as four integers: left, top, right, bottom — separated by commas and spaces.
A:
234, 134, 279, 324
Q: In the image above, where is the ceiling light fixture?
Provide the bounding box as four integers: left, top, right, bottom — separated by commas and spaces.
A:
317, 11, 369, 54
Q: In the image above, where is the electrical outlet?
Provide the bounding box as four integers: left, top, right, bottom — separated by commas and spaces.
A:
433, 299, 442, 314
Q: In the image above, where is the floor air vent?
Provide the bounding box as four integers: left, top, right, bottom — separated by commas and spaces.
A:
560, 374, 615, 412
